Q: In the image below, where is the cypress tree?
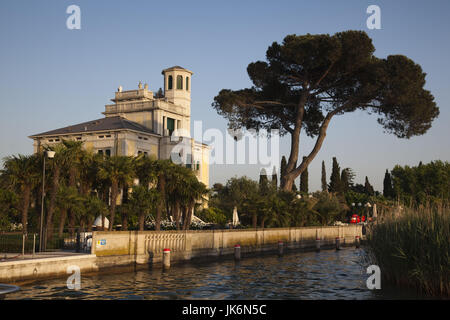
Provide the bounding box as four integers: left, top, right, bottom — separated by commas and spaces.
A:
341, 169, 349, 192
321, 160, 327, 192
329, 157, 342, 193
280, 156, 287, 181
300, 157, 308, 193
292, 181, 298, 192
259, 168, 269, 195
364, 176, 375, 195
383, 169, 393, 198
271, 166, 278, 189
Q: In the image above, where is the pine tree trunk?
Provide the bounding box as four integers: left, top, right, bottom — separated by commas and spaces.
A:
252, 212, 257, 229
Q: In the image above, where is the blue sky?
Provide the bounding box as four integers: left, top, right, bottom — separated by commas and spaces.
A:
0, 0, 449, 191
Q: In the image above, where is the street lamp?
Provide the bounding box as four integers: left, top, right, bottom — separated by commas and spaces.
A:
39, 150, 55, 252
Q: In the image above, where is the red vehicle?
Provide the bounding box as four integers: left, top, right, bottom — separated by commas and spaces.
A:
350, 214, 360, 224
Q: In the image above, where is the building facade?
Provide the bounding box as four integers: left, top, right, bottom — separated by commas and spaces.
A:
29, 66, 210, 187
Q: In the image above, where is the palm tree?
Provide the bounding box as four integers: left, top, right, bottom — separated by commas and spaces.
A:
165, 163, 189, 230
180, 174, 208, 230
56, 185, 83, 237
152, 160, 172, 231
98, 156, 135, 230
134, 155, 157, 189
83, 195, 107, 231
60, 140, 84, 234
2, 154, 40, 234
128, 185, 158, 231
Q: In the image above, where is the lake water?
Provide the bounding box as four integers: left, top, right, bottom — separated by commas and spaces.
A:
6, 247, 423, 300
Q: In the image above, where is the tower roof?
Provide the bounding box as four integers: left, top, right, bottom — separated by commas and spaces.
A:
161, 66, 193, 75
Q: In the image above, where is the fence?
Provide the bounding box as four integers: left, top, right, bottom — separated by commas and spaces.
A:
0, 232, 38, 256
0, 229, 92, 257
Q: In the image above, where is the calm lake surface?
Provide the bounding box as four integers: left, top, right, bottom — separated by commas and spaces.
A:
6, 247, 423, 300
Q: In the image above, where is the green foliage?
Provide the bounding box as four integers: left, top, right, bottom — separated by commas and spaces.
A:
312, 192, 346, 225
0, 142, 208, 233
196, 207, 227, 225
321, 160, 327, 192
0, 189, 19, 230
210, 174, 348, 228
299, 157, 308, 193
259, 169, 270, 196
271, 166, 278, 189
366, 206, 450, 297
383, 169, 395, 198
328, 157, 342, 193
364, 176, 375, 196
391, 161, 450, 205
212, 30, 439, 190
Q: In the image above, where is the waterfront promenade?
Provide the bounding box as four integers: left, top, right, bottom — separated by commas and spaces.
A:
0, 225, 362, 284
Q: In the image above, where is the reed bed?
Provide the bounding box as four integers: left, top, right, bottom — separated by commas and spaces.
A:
365, 204, 449, 297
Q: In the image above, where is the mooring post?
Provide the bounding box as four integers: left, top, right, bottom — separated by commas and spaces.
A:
32, 234, 36, 257
278, 241, 284, 256
22, 234, 25, 259
163, 248, 171, 269
355, 236, 360, 248
234, 244, 241, 261
335, 237, 341, 250
315, 238, 321, 252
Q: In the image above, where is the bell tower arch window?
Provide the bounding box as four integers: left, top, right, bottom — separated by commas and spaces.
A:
168, 75, 173, 90
186, 77, 189, 91
176, 75, 183, 90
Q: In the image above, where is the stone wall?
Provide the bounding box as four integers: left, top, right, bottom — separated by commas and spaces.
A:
92, 225, 362, 267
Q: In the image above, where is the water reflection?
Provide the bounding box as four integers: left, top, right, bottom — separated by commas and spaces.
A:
6, 248, 422, 300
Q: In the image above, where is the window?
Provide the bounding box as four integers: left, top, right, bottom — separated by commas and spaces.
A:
186, 154, 192, 169
98, 150, 103, 155
166, 118, 175, 136
168, 75, 173, 90
106, 135, 111, 138
196, 161, 200, 171
105, 149, 111, 157
186, 77, 189, 91
99, 135, 104, 139
176, 75, 183, 90
76, 137, 82, 141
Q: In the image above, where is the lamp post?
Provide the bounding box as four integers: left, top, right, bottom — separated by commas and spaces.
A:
39, 150, 55, 252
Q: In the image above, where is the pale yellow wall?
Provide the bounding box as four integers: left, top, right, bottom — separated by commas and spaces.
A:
123, 111, 153, 130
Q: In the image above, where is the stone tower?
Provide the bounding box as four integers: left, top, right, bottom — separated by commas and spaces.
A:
162, 66, 193, 112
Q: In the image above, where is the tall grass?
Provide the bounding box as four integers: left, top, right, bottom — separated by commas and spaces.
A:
365, 204, 449, 297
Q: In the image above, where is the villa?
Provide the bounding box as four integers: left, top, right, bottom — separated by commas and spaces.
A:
29, 66, 210, 188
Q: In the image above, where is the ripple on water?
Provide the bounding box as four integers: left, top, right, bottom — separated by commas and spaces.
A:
5, 248, 423, 300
